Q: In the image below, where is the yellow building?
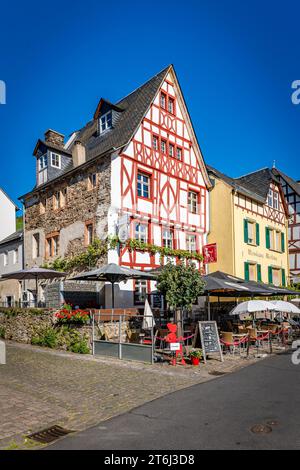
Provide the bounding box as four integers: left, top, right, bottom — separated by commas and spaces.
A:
207, 167, 290, 286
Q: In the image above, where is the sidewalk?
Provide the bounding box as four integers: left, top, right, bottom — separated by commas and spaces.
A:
0, 341, 262, 449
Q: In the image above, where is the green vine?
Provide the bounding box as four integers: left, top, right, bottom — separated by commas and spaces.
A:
43, 236, 203, 272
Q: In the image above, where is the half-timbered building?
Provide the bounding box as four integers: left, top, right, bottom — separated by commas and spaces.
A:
207, 167, 290, 285
272, 167, 300, 284
20, 65, 211, 307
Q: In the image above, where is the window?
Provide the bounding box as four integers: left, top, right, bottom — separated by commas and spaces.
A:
137, 172, 150, 198
176, 147, 182, 160
13, 249, 18, 264
186, 234, 197, 252
162, 229, 173, 249
188, 191, 198, 214
100, 111, 112, 133
244, 262, 261, 281
135, 223, 148, 243
60, 188, 67, 207
244, 220, 260, 246
273, 191, 279, 210
272, 268, 281, 286
266, 228, 284, 252
40, 199, 46, 214
160, 92, 167, 109
134, 280, 147, 305
160, 139, 167, 154
32, 233, 40, 259
38, 154, 48, 170
51, 152, 61, 168
46, 233, 59, 258
168, 97, 175, 114
169, 143, 174, 158
88, 173, 97, 190
267, 188, 280, 209
53, 191, 60, 210
3, 251, 8, 266
152, 135, 159, 150
85, 222, 94, 245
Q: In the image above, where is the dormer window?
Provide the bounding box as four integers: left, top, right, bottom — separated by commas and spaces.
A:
39, 155, 48, 170
50, 152, 61, 168
100, 111, 112, 133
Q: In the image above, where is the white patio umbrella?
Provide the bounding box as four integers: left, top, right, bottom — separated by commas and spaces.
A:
230, 300, 272, 316
142, 299, 156, 329
270, 300, 300, 315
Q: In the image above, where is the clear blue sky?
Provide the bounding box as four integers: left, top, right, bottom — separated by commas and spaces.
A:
0, 0, 299, 207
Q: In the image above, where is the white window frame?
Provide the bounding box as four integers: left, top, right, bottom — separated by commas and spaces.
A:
38, 154, 48, 171
135, 223, 148, 243
134, 280, 147, 305
188, 191, 198, 214
163, 229, 173, 249
169, 143, 174, 158
273, 191, 279, 210
137, 172, 150, 199
50, 152, 61, 169
160, 139, 167, 154
13, 249, 18, 264
100, 111, 112, 133
186, 234, 197, 253
32, 233, 40, 259
268, 188, 274, 207
3, 251, 8, 266
176, 147, 182, 160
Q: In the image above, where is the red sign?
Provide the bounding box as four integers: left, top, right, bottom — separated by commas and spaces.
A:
203, 243, 217, 264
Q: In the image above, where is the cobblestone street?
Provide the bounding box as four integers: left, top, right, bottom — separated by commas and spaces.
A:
0, 342, 259, 449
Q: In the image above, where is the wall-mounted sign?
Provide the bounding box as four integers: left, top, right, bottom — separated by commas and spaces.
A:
203, 243, 217, 264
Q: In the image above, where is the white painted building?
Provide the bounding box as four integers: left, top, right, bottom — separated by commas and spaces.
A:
0, 187, 18, 242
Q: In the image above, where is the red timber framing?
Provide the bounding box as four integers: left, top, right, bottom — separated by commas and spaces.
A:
235, 183, 286, 227
118, 75, 208, 271
277, 176, 300, 278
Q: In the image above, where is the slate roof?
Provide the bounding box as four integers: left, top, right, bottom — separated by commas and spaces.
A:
207, 165, 267, 203
0, 229, 23, 247
73, 65, 171, 161
272, 167, 300, 196
235, 167, 281, 200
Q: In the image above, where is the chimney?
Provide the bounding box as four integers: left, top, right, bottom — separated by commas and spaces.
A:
72, 140, 86, 167
44, 129, 65, 148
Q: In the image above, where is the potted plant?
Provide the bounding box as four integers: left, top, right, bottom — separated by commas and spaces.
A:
190, 349, 202, 366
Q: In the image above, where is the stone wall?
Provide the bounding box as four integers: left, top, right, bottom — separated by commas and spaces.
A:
0, 309, 93, 353
24, 154, 112, 270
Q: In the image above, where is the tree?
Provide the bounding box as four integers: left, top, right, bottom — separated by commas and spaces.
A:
157, 262, 205, 333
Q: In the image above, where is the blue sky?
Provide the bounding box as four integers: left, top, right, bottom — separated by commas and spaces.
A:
0, 0, 299, 207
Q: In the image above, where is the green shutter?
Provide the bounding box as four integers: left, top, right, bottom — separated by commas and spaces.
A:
256, 223, 260, 246
282, 269, 286, 286
244, 262, 250, 281
268, 266, 273, 284
257, 264, 262, 282
281, 232, 285, 253
244, 219, 249, 243
266, 227, 270, 249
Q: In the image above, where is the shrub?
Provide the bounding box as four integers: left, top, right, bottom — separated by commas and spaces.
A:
0, 326, 5, 338
31, 327, 58, 348
56, 326, 90, 354
1, 307, 49, 317
55, 307, 90, 325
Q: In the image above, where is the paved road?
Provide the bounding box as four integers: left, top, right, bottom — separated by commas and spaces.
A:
48, 351, 300, 450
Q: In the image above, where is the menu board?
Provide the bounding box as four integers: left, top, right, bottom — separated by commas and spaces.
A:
196, 321, 223, 363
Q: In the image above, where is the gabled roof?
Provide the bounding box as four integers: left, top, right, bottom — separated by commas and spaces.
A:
235, 167, 281, 201
0, 229, 23, 247
207, 165, 267, 203
272, 167, 300, 196
0, 187, 19, 210
22, 64, 211, 197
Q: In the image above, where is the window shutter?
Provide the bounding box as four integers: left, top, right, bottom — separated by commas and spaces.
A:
256, 223, 260, 246
257, 264, 262, 282
244, 262, 250, 281
244, 219, 248, 243
268, 266, 273, 284
281, 232, 285, 253
266, 227, 270, 249
281, 269, 286, 286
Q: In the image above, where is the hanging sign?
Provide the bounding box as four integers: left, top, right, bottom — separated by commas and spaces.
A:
203, 243, 217, 264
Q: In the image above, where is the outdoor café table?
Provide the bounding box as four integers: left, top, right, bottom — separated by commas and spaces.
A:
232, 333, 248, 350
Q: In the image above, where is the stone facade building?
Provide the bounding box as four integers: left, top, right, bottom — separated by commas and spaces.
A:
20, 65, 211, 308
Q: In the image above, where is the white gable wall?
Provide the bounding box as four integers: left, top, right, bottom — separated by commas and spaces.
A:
0, 189, 16, 242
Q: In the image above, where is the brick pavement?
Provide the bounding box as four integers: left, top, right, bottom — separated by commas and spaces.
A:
0, 341, 261, 449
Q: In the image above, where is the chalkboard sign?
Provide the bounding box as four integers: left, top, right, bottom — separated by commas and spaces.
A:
195, 321, 223, 363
